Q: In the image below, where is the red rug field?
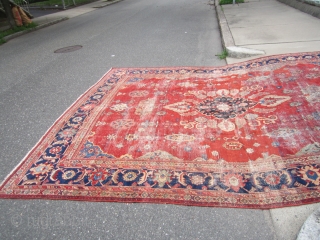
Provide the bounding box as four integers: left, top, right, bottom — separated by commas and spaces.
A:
1, 52, 320, 209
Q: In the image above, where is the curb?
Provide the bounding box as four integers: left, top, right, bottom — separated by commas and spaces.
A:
3, 17, 68, 42
277, 0, 320, 19
214, 0, 265, 59
297, 207, 320, 240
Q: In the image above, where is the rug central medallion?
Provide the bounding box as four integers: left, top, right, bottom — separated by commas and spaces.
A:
197, 97, 257, 119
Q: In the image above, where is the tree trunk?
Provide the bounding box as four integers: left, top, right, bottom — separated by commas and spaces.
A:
1, 0, 16, 28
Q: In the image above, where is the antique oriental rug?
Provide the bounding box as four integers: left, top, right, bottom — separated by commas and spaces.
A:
1, 52, 320, 209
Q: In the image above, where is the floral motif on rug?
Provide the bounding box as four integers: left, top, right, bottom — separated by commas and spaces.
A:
1, 52, 320, 209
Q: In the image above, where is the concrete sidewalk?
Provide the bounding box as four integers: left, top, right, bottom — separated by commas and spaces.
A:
217, 0, 320, 64
215, 1, 320, 238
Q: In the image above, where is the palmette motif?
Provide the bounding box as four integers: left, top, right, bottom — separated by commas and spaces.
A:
1, 52, 320, 208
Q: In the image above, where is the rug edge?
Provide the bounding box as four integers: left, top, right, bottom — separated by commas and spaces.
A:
110, 51, 320, 70
0, 193, 319, 209
0, 68, 115, 190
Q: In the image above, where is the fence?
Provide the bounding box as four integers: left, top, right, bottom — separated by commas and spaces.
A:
27, 0, 97, 9
13, 0, 30, 12
1, 0, 98, 12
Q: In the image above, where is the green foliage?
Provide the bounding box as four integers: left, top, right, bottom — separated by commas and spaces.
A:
216, 49, 228, 59
0, 38, 6, 45
0, 22, 38, 45
219, 0, 244, 5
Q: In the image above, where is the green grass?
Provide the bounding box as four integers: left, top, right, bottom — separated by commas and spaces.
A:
0, 22, 38, 45
216, 49, 228, 59
219, 0, 244, 5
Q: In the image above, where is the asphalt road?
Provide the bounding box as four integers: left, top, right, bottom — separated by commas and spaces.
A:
0, 0, 275, 239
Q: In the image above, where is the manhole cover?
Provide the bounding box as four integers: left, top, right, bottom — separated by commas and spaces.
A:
54, 45, 83, 53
